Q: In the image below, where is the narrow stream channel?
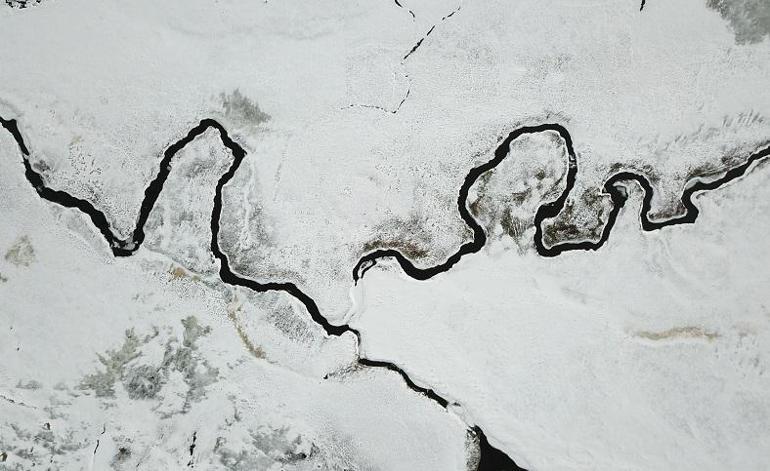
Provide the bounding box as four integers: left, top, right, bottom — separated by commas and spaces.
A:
4, 114, 768, 470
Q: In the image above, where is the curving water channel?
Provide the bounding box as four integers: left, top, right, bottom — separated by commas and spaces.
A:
3, 114, 769, 470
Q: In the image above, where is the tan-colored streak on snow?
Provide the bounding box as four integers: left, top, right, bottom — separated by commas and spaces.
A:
226, 297, 267, 360
168, 265, 201, 282
155, 251, 272, 363
634, 326, 720, 342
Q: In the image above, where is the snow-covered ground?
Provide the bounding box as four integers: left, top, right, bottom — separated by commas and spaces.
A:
0, 128, 471, 470
3, 0, 770, 319
353, 158, 770, 469
2, 0, 770, 469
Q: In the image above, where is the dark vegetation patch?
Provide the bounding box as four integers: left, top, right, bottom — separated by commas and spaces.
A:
361, 213, 433, 260
263, 299, 314, 343
608, 161, 657, 184
542, 187, 608, 247
606, 162, 689, 221
469, 135, 567, 251
709, 139, 770, 177
542, 219, 584, 244
500, 208, 528, 241
605, 164, 691, 222
362, 238, 429, 260
4, 0, 45, 8
32, 159, 50, 174
112, 445, 132, 467
468, 171, 494, 217
607, 115, 770, 223
685, 161, 723, 181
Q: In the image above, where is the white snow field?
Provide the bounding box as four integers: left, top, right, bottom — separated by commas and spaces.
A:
2, 0, 770, 469
0, 128, 471, 470
353, 153, 770, 469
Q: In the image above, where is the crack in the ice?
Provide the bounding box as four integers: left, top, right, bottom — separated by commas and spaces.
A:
92, 425, 106, 456
402, 5, 461, 61
403, 25, 435, 61
343, 86, 411, 114
0, 393, 36, 409
393, 0, 415, 20
347, 3, 460, 114
187, 431, 197, 467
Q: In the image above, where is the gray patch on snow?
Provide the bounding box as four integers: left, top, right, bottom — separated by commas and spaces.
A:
123, 364, 166, 400
219, 89, 271, 129
79, 328, 143, 397
4, 236, 36, 267
15, 379, 43, 390
707, 0, 770, 44
79, 317, 218, 410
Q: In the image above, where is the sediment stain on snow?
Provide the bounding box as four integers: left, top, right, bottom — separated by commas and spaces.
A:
226, 298, 268, 360
634, 326, 720, 342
